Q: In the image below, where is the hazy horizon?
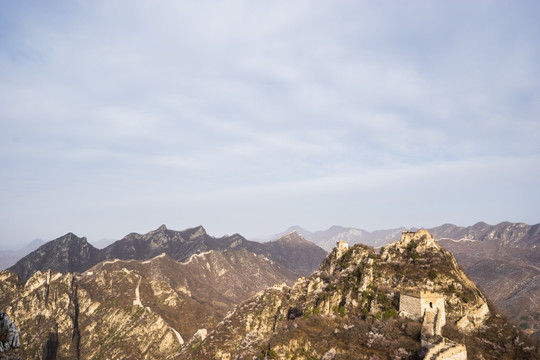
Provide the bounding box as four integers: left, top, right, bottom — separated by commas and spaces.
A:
1, 1, 539, 249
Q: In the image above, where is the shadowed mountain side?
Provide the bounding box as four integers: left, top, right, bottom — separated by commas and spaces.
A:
8, 233, 104, 281
8, 225, 327, 281
103, 225, 327, 276
260, 231, 328, 276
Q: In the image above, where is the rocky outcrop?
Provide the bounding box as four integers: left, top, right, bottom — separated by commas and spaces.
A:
0, 311, 20, 359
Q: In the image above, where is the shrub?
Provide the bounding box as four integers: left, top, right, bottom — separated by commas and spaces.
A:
428, 269, 437, 280
383, 309, 398, 319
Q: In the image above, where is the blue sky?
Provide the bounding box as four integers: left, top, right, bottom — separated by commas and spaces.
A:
1, 1, 539, 248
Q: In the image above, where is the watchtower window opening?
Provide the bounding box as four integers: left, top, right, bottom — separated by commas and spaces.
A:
429, 302, 433, 308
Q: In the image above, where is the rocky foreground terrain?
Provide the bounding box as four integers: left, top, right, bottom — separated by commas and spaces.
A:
0, 249, 298, 359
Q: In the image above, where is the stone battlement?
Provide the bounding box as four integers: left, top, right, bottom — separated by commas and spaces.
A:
399, 291, 446, 334
397, 229, 438, 251
401, 290, 444, 299
401, 229, 434, 242
336, 240, 349, 251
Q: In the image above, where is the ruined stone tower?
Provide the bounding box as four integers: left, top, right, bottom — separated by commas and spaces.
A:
335, 240, 349, 257
399, 290, 446, 336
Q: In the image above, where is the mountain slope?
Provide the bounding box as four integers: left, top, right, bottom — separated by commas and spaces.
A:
8, 233, 104, 281
0, 249, 298, 359
431, 222, 540, 339
258, 231, 328, 276
180, 230, 537, 359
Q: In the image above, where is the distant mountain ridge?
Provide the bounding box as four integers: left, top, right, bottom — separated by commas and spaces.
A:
271, 225, 406, 251
273, 221, 539, 248
8, 225, 327, 281
0, 239, 45, 270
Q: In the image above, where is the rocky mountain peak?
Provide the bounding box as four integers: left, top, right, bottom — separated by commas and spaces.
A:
188, 225, 206, 239
180, 229, 537, 359
59, 232, 86, 244
274, 230, 309, 243
394, 229, 439, 252
8, 233, 103, 281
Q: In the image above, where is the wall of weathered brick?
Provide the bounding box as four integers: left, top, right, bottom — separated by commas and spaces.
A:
399, 293, 423, 319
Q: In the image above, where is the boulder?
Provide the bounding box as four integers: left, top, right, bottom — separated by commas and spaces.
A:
0, 311, 20, 352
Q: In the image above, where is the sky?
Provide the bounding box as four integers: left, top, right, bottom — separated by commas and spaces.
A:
1, 1, 539, 249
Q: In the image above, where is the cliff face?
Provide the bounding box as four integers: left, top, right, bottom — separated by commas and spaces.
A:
182, 230, 537, 360
0, 250, 299, 359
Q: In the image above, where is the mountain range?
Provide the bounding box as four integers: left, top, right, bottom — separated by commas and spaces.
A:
0, 221, 538, 359
2, 228, 538, 359
8, 225, 327, 281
